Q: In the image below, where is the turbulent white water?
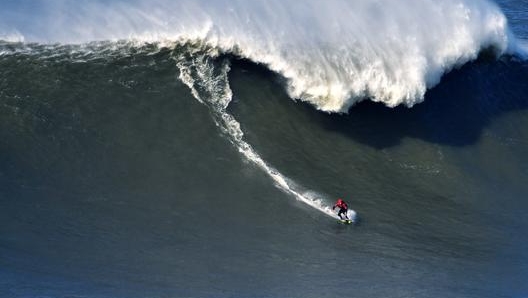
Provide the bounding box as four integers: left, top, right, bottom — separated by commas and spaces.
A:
1, 0, 519, 111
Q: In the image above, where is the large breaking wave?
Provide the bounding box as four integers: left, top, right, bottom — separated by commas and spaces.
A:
0, 0, 524, 220
0, 0, 522, 111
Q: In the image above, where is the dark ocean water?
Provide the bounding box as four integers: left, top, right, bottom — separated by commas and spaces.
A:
1, 1, 528, 297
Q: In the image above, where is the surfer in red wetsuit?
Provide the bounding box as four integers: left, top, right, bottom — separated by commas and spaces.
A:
333, 198, 349, 220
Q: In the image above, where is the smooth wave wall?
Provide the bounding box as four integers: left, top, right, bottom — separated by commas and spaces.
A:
0, 0, 517, 111
172, 44, 352, 219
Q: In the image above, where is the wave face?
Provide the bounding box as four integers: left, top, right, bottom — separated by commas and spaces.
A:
0, 0, 518, 111
1, 38, 527, 298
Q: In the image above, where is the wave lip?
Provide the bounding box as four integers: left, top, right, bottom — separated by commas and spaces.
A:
219, 0, 512, 112
1, 0, 517, 111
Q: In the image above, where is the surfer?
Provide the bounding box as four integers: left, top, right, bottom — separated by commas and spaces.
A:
333, 198, 349, 220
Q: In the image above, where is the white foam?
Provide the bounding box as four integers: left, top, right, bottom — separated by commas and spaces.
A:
0, 31, 24, 43
0, 0, 515, 111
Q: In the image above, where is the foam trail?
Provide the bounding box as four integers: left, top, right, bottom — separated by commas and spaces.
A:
0, 0, 515, 111
172, 46, 346, 219
223, 113, 341, 219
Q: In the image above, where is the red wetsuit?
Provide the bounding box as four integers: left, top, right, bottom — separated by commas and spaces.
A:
333, 199, 348, 219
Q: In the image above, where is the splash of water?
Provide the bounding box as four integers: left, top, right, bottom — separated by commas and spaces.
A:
0, 0, 518, 111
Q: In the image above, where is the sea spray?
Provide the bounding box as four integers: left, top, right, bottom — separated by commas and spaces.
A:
1, 0, 514, 111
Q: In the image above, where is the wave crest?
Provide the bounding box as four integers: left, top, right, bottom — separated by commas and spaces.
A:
0, 0, 517, 111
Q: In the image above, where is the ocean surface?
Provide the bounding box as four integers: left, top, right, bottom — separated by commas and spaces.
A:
0, 0, 527, 297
